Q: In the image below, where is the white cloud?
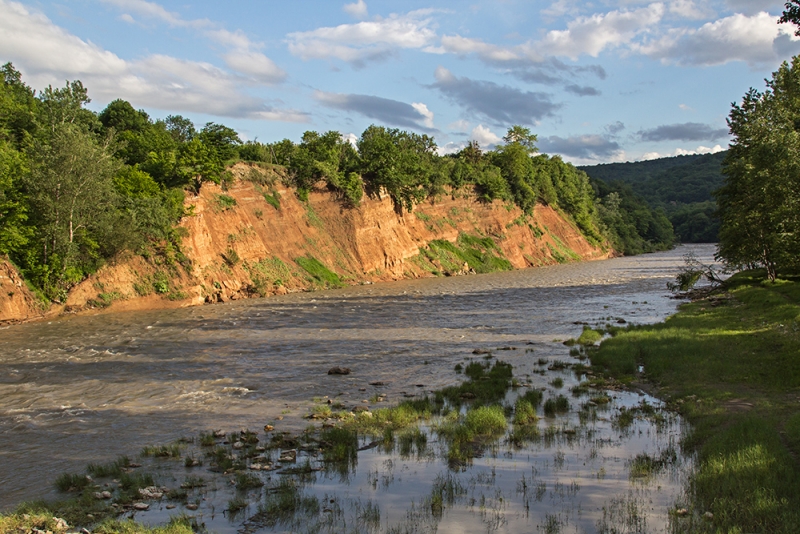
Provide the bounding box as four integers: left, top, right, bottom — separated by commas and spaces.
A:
342, 132, 359, 147
221, 51, 286, 84
538, 3, 665, 59
206, 28, 256, 50
0, 1, 305, 121
678, 103, 693, 111
471, 125, 502, 147
101, 0, 287, 85
637, 12, 799, 66
440, 35, 533, 62
343, 0, 368, 20
287, 10, 438, 63
411, 102, 435, 128
642, 143, 725, 160
100, 0, 207, 28
1, 1, 129, 80
119, 13, 135, 24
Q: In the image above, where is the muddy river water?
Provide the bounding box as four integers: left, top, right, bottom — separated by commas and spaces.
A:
0, 245, 716, 532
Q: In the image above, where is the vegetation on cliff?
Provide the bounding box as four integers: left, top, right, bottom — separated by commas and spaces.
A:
0, 63, 674, 304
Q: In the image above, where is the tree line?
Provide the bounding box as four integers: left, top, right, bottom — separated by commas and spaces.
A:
715, 6, 800, 280
0, 62, 675, 302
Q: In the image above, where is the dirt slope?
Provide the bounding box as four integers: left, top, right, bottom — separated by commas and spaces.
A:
0, 164, 610, 322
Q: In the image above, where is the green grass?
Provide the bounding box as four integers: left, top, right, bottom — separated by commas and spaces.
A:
591, 270, 800, 532
421, 233, 513, 275
263, 189, 280, 210
212, 193, 237, 212
294, 256, 343, 288
543, 395, 570, 417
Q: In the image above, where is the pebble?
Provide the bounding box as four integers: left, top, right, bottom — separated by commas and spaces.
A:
132, 503, 149, 511
185, 504, 198, 511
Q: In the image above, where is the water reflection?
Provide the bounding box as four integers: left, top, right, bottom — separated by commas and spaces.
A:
0, 245, 714, 530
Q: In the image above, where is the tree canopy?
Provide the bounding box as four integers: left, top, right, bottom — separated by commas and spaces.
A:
718, 57, 800, 280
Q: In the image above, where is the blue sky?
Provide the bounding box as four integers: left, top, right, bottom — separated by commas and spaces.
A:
1, 0, 797, 163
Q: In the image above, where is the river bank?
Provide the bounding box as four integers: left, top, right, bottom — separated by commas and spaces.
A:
591, 269, 800, 532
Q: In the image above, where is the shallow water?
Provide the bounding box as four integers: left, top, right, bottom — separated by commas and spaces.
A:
0, 244, 715, 531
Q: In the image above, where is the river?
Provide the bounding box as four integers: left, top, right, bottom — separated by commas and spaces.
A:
0, 244, 715, 532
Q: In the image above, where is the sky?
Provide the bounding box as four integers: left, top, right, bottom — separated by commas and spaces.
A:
1, 0, 797, 164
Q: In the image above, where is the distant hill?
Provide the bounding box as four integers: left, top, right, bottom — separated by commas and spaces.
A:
579, 151, 726, 243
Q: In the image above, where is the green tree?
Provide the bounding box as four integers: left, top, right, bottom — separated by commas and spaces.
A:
198, 122, 241, 163
719, 61, 800, 280
165, 115, 196, 143
780, 1, 800, 34
0, 141, 29, 255
23, 124, 123, 297
357, 125, 436, 212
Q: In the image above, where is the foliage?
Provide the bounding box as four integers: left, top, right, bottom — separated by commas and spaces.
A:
718, 58, 800, 280
580, 152, 725, 243
358, 125, 438, 212
0, 63, 222, 301
592, 180, 675, 255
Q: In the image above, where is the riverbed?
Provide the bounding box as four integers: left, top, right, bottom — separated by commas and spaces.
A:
0, 244, 716, 532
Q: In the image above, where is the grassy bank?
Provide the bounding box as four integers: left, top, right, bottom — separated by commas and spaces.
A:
591, 270, 800, 532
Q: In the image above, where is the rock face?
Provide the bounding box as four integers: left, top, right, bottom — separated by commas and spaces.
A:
0, 258, 44, 324
0, 163, 610, 323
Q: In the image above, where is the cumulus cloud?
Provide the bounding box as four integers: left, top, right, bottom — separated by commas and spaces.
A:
286, 10, 437, 65
639, 122, 728, 142
220, 51, 286, 84
539, 134, 623, 160
471, 125, 502, 147
314, 91, 436, 131
102, 0, 286, 84
0, 1, 305, 121
343, 0, 369, 19
431, 67, 560, 126
637, 12, 800, 67
538, 3, 665, 59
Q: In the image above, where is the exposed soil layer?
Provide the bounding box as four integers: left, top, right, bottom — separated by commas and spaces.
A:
0, 164, 609, 323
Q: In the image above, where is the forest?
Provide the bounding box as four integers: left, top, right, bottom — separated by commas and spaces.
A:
0, 62, 673, 304
580, 151, 725, 243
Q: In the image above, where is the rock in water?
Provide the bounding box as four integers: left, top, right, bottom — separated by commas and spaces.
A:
327, 367, 351, 375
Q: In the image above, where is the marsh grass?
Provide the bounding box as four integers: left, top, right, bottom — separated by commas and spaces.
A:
141, 443, 183, 458
54, 473, 90, 492
543, 395, 570, 417
86, 456, 132, 478
592, 270, 800, 532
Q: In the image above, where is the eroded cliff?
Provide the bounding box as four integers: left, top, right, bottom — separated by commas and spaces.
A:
0, 163, 610, 323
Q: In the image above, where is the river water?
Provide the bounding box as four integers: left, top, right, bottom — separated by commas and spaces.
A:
0, 244, 715, 532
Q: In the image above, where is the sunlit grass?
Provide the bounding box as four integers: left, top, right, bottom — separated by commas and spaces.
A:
592, 270, 800, 532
